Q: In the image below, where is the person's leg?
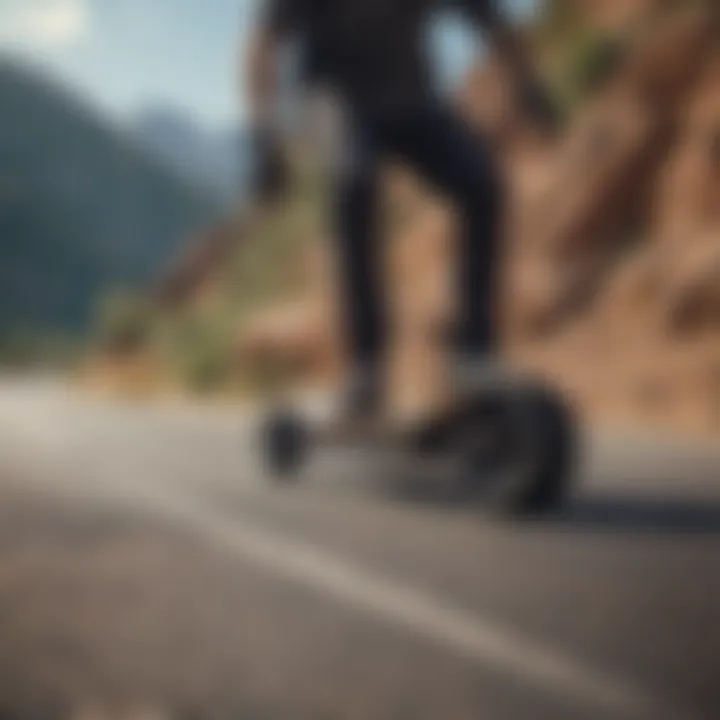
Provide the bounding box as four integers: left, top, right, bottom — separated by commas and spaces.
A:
329, 111, 387, 413
386, 105, 504, 357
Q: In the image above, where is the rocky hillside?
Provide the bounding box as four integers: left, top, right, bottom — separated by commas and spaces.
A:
232, 0, 720, 436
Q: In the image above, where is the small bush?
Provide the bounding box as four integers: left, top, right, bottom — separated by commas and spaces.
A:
0, 329, 79, 369
95, 289, 153, 355
157, 311, 233, 394
568, 32, 628, 100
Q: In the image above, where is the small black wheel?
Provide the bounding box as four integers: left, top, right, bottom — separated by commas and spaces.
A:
261, 407, 308, 482
457, 381, 577, 516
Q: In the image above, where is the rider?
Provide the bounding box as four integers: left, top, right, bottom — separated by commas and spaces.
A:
246, 0, 557, 418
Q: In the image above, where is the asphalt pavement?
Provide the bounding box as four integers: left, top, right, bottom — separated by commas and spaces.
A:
0, 378, 718, 720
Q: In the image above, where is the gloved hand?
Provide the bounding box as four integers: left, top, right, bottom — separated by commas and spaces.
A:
517, 77, 563, 138
250, 123, 290, 205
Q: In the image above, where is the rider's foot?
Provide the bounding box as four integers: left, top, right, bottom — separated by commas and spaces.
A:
452, 353, 510, 396
336, 363, 384, 423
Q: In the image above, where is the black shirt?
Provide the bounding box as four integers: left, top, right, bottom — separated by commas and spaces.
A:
262, 0, 500, 108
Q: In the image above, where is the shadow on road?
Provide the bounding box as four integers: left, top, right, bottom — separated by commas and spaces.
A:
552, 495, 720, 535
376, 473, 720, 535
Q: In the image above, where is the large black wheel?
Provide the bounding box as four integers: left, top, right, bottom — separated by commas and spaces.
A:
261, 407, 308, 482
509, 383, 577, 514
456, 381, 577, 516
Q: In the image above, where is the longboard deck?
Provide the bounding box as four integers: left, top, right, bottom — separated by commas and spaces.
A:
309, 375, 526, 449
311, 412, 450, 446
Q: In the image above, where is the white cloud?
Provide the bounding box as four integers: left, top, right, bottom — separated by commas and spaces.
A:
0, 0, 89, 48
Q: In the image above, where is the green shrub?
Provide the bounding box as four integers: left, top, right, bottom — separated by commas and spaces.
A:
95, 289, 153, 354
568, 32, 628, 99
0, 329, 79, 369
155, 310, 233, 394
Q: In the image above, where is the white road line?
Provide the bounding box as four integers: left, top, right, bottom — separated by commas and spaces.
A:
126, 484, 666, 720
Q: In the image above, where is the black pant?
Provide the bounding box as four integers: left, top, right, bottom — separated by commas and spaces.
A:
332, 102, 503, 367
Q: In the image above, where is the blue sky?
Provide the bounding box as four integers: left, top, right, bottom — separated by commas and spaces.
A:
0, 0, 538, 132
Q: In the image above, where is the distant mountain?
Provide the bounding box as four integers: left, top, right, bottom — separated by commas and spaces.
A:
132, 106, 246, 206
0, 58, 220, 337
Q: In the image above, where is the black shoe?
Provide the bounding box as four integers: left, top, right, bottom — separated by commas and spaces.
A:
452, 354, 511, 397
337, 364, 384, 422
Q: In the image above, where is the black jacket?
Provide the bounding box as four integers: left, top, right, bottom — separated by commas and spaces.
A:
261, 0, 501, 107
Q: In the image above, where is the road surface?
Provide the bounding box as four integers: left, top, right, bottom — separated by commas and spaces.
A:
0, 378, 718, 720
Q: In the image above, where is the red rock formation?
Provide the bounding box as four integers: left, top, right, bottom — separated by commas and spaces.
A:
580, 0, 657, 31
232, 2, 720, 434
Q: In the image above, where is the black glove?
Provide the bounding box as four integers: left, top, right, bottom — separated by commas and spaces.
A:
518, 78, 563, 137
251, 124, 290, 205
